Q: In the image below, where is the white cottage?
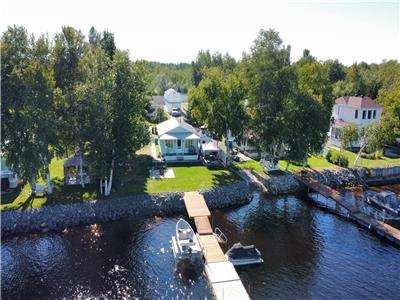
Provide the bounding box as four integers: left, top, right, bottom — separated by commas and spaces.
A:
156, 118, 201, 162
163, 88, 187, 114
329, 96, 382, 147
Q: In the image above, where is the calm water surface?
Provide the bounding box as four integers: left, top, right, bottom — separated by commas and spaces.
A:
2, 193, 400, 299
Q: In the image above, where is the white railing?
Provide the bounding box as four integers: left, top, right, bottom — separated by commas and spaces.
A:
214, 227, 228, 244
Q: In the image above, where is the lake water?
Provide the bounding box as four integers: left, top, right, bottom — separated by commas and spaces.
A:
2, 193, 400, 299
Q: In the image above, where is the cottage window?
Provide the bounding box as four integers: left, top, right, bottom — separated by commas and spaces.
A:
186, 140, 194, 148
368, 110, 372, 119
165, 140, 173, 148
373, 110, 377, 119
362, 110, 366, 119
354, 110, 358, 119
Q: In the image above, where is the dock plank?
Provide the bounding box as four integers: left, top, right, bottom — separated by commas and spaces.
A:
212, 280, 250, 300
205, 261, 240, 283
194, 216, 213, 235
198, 234, 226, 263
183, 191, 211, 218
183, 192, 250, 300
294, 175, 358, 212
294, 174, 400, 246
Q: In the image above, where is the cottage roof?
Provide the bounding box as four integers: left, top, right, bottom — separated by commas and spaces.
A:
156, 117, 198, 136
64, 156, 87, 167
335, 96, 381, 109
164, 88, 187, 103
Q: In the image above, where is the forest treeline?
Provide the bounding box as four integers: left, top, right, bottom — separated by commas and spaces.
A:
1, 25, 399, 195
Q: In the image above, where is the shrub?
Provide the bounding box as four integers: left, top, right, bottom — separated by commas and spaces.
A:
326, 150, 348, 167
361, 152, 377, 160
325, 150, 332, 163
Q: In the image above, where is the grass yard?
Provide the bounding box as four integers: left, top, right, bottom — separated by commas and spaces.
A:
1, 157, 99, 211
234, 148, 400, 176
116, 165, 239, 195
278, 155, 336, 172
329, 148, 400, 168
1, 145, 239, 211
232, 159, 264, 174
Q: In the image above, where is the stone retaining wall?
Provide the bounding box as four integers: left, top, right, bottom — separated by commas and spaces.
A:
249, 165, 400, 193
307, 166, 400, 188
250, 170, 304, 195
1, 182, 252, 238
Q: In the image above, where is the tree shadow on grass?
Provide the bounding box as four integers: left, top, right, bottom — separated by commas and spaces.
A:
211, 171, 240, 187
1, 186, 23, 204
112, 154, 153, 197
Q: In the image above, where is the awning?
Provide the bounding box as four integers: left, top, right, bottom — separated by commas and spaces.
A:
186, 133, 201, 140
159, 133, 200, 140
202, 141, 220, 151
159, 133, 177, 140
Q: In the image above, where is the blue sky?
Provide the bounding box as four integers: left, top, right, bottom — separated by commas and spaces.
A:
1, 0, 399, 65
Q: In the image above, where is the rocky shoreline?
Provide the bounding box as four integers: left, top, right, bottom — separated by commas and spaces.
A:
1, 181, 252, 238
249, 165, 400, 194
2, 166, 399, 238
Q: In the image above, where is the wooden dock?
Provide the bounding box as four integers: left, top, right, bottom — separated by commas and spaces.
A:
183, 192, 250, 300
294, 175, 400, 247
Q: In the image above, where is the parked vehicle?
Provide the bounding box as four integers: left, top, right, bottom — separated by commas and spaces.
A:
171, 107, 181, 117
366, 191, 400, 216
225, 242, 264, 266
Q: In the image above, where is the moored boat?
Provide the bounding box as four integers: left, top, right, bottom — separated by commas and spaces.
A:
225, 242, 264, 266
366, 191, 400, 216
171, 218, 202, 262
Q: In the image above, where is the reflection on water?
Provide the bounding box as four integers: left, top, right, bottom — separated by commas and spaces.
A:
2, 193, 400, 299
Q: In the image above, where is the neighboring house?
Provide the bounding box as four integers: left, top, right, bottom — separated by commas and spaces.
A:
150, 88, 188, 116
1, 156, 19, 191
156, 117, 201, 162
163, 88, 187, 114
149, 95, 166, 117
329, 96, 382, 148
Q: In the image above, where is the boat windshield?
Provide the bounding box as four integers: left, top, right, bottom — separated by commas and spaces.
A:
228, 247, 260, 259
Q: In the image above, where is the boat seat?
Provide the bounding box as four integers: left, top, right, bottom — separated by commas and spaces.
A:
178, 228, 192, 240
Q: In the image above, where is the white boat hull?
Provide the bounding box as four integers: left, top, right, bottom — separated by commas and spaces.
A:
226, 255, 264, 266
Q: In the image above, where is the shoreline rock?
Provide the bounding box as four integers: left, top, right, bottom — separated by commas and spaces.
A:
249, 165, 400, 193
1, 181, 252, 238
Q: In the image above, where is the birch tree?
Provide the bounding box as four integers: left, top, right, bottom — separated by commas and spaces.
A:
53, 26, 87, 187
241, 29, 292, 157
82, 49, 150, 196
1, 26, 57, 194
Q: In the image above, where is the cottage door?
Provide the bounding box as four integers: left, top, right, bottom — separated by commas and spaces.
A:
177, 139, 182, 154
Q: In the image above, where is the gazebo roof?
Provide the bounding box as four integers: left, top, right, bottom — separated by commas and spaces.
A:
64, 156, 86, 167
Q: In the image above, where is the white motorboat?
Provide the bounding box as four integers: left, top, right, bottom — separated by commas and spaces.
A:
366, 191, 400, 216
225, 242, 264, 266
171, 218, 202, 261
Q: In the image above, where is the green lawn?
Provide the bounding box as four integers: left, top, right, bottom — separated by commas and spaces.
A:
329, 148, 400, 168
278, 155, 336, 172
1, 148, 239, 211
116, 165, 239, 195
234, 148, 400, 176
1, 157, 99, 211
232, 159, 264, 174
